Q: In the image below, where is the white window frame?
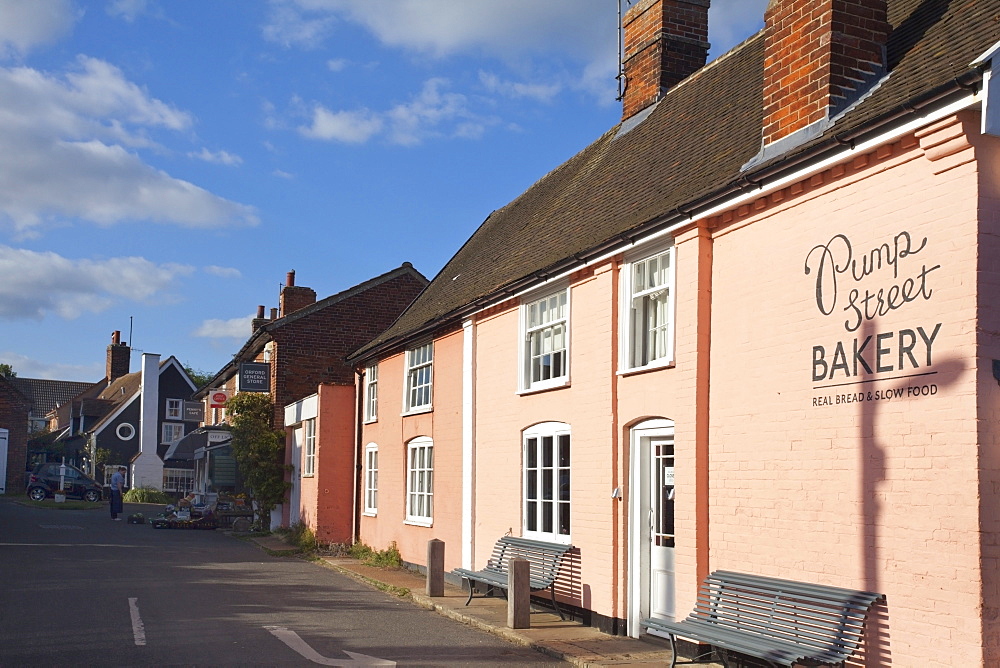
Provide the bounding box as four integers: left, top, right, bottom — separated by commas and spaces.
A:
162, 468, 194, 493
165, 398, 183, 420
519, 288, 570, 392
302, 418, 316, 477
364, 364, 378, 423
364, 443, 378, 516
522, 422, 571, 544
403, 343, 433, 414
620, 243, 676, 372
104, 465, 128, 487
161, 422, 184, 444
405, 436, 433, 526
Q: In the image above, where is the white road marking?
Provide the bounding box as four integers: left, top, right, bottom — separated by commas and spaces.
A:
264, 626, 395, 666
129, 597, 146, 646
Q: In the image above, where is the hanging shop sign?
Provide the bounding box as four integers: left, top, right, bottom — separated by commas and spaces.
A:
238, 362, 271, 393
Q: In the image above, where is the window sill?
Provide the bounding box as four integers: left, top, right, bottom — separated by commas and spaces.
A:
404, 518, 433, 528
362, 511, 377, 518
517, 380, 570, 396
521, 532, 572, 545
401, 406, 433, 417
618, 360, 675, 377
363, 418, 377, 425
302, 473, 315, 478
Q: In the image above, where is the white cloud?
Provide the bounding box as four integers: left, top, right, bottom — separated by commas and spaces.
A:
272, 169, 294, 179
0, 56, 258, 235
106, 0, 152, 23
300, 106, 383, 143
300, 78, 492, 146
0, 0, 77, 59
269, 0, 614, 62
262, 1, 336, 49
193, 314, 255, 339
189, 147, 244, 166
0, 350, 101, 381
479, 71, 561, 103
326, 58, 347, 72
264, 1, 766, 108
204, 265, 242, 279
0, 245, 194, 320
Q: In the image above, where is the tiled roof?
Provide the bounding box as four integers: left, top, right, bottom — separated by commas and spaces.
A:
202, 262, 429, 392
349, 0, 1000, 361
8, 377, 101, 415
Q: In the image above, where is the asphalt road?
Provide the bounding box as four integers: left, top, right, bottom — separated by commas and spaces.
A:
0, 498, 563, 667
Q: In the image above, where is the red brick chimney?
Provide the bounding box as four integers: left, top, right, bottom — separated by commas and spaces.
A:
252, 304, 268, 333
106, 330, 130, 382
621, 0, 710, 121
762, 0, 890, 147
279, 270, 316, 318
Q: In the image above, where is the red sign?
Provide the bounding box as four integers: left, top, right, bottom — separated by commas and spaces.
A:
210, 390, 229, 409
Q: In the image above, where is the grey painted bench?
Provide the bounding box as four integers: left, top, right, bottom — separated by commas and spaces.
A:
453, 536, 573, 619
642, 570, 884, 668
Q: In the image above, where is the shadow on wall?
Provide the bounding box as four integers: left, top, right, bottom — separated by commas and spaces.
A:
853, 312, 965, 666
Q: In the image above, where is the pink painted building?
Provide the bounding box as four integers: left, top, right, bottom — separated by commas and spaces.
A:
345, 1, 1000, 664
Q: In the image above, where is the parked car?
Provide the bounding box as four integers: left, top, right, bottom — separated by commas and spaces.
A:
26, 462, 103, 502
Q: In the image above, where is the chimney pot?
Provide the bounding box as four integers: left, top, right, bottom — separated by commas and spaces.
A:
256, 305, 265, 319
286, 270, 295, 287
270, 307, 278, 320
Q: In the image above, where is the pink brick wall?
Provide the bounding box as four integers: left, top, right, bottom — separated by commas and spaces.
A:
358, 330, 465, 570
354, 113, 999, 661
474, 265, 626, 618
706, 117, 987, 666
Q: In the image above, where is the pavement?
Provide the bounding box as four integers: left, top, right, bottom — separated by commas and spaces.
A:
249, 534, 721, 667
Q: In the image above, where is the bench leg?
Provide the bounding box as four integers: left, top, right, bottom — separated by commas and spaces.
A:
549, 584, 565, 620
464, 579, 475, 606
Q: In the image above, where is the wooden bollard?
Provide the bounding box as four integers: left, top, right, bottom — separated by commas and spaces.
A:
427, 539, 445, 597
507, 557, 530, 629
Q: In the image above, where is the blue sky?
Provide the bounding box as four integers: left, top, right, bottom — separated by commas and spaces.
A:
0, 0, 766, 382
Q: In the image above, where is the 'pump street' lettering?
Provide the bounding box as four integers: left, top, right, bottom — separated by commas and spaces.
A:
812, 323, 941, 382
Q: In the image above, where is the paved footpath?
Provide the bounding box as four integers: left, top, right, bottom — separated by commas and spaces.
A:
252, 535, 722, 667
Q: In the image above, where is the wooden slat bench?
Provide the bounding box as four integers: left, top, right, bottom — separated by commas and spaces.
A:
642, 571, 884, 668
453, 536, 573, 619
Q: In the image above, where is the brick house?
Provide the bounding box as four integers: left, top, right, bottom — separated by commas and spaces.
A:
0, 375, 98, 494
0, 376, 31, 495
197, 264, 427, 538
345, 1, 1000, 664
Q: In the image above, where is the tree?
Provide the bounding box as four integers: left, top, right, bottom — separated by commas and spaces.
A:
0, 363, 16, 378
225, 392, 289, 530
183, 364, 213, 389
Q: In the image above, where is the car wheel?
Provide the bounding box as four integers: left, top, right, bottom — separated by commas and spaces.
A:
28, 487, 47, 501
83, 489, 101, 503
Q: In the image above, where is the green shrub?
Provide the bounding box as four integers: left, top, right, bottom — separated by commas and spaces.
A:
349, 541, 402, 568
123, 487, 173, 504
277, 522, 318, 551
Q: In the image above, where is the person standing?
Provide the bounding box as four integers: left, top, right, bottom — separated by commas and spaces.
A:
110, 466, 126, 521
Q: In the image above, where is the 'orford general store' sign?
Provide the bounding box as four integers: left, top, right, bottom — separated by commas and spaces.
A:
804, 230, 941, 407
239, 362, 271, 392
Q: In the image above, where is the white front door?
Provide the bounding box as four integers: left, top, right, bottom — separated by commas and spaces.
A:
648, 435, 676, 621
628, 419, 676, 636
